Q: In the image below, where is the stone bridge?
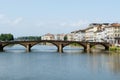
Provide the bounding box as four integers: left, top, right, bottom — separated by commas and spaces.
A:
0, 40, 110, 53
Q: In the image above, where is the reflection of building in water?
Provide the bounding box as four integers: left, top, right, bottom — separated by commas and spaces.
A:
86, 52, 120, 74
107, 53, 120, 73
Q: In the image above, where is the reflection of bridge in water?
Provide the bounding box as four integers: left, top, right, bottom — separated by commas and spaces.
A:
0, 40, 110, 53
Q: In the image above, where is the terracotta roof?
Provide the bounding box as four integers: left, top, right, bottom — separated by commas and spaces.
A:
111, 23, 120, 27
75, 29, 85, 33
71, 29, 85, 33
85, 26, 93, 30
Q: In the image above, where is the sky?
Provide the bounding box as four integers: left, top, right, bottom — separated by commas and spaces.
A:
0, 0, 120, 37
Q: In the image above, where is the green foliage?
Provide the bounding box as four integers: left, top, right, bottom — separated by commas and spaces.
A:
70, 43, 79, 46
64, 35, 67, 41
17, 36, 41, 41
0, 33, 14, 41
69, 43, 82, 47
91, 46, 96, 49
109, 46, 120, 51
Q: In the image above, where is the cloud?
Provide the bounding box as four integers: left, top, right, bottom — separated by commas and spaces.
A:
70, 20, 89, 27
34, 20, 90, 34
0, 14, 23, 26
58, 20, 89, 29
36, 20, 89, 27
0, 14, 5, 19
0, 16, 10, 25
11, 17, 23, 25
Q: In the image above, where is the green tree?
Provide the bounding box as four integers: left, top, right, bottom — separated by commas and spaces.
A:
17, 36, 41, 41
0, 33, 14, 41
64, 35, 68, 41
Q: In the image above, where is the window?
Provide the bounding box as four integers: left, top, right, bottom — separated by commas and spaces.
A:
118, 34, 120, 37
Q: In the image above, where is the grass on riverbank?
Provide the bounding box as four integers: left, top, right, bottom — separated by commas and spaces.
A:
69, 43, 82, 47
109, 46, 120, 51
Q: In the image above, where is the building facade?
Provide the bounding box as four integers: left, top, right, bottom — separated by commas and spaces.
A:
41, 23, 120, 46
54, 34, 65, 40
109, 23, 120, 46
71, 30, 85, 41
41, 33, 54, 40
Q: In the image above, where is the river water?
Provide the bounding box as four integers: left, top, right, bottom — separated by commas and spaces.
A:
0, 45, 120, 80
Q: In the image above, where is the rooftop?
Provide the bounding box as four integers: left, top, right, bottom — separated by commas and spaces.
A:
111, 23, 120, 27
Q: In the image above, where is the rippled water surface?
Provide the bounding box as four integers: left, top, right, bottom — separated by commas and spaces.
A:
0, 45, 120, 80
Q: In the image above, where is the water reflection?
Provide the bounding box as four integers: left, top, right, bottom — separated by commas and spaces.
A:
107, 53, 120, 74
88, 50, 120, 74
0, 45, 120, 80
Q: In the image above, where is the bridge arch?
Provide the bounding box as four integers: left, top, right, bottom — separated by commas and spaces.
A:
62, 42, 87, 51
90, 42, 109, 50
3, 43, 26, 48
30, 41, 58, 52
3, 43, 26, 51
62, 42, 86, 53
30, 41, 58, 48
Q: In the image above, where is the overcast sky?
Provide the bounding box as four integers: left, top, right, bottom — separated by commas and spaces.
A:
0, 0, 120, 37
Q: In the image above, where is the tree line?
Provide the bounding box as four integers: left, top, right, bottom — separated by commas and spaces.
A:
16, 36, 41, 41
0, 34, 14, 41
0, 33, 41, 41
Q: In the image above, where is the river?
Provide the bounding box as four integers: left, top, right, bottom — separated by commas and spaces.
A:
0, 45, 120, 80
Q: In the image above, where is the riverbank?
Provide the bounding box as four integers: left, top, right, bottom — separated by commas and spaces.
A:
109, 46, 120, 51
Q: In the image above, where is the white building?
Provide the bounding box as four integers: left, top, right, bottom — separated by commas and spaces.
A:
105, 23, 120, 46
66, 33, 74, 41
41, 23, 120, 46
94, 24, 110, 42
71, 30, 85, 41
54, 34, 65, 40
104, 26, 113, 43
85, 23, 110, 42
85, 26, 95, 42
95, 30, 106, 42
41, 33, 54, 40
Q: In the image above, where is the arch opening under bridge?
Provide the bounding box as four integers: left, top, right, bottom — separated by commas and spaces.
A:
90, 42, 110, 50
63, 42, 86, 52
3, 44, 26, 52
31, 42, 57, 52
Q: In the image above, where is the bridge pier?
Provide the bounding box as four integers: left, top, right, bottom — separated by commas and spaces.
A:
0, 47, 3, 51
26, 44, 31, 52
84, 43, 91, 52
105, 46, 109, 50
0, 45, 3, 51
57, 44, 63, 53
